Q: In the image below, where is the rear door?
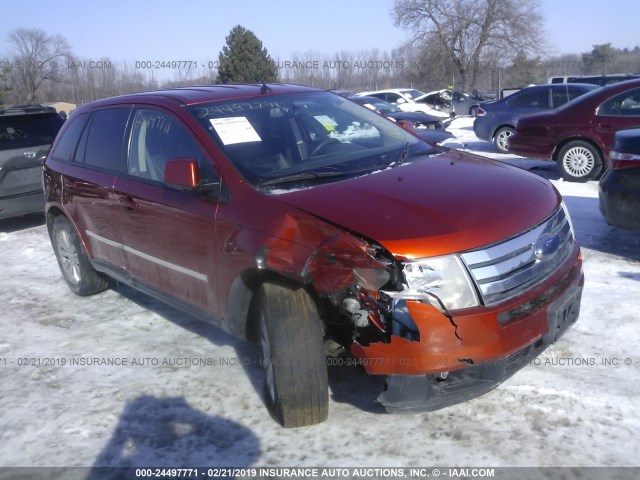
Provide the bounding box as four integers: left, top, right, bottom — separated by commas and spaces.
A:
113, 107, 221, 315
593, 87, 640, 154
59, 107, 132, 271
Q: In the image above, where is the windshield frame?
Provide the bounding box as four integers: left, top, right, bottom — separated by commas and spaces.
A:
187, 91, 438, 190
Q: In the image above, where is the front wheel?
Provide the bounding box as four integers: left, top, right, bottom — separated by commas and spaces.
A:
494, 126, 515, 153
469, 105, 479, 117
258, 282, 329, 427
557, 140, 603, 182
51, 215, 109, 296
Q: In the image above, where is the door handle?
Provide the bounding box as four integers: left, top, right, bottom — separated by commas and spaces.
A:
117, 195, 139, 209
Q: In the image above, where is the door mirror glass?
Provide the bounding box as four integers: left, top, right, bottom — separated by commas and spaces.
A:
164, 157, 199, 189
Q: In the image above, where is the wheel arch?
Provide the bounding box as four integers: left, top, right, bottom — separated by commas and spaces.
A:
225, 268, 320, 342
490, 123, 515, 140
46, 206, 94, 259
553, 136, 603, 162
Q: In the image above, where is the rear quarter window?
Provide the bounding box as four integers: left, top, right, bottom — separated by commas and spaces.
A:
49, 113, 90, 162
76, 108, 131, 172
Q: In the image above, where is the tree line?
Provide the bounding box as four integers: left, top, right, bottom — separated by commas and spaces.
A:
2, 1, 640, 107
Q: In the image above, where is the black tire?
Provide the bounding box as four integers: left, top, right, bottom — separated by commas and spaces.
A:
493, 126, 515, 153
470, 105, 479, 117
51, 215, 109, 296
258, 282, 328, 427
557, 140, 603, 182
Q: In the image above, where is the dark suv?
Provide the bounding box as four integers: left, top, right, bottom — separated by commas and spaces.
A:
44, 84, 583, 427
1, 105, 64, 219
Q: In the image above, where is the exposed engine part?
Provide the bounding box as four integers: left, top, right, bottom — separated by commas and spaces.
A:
341, 297, 370, 328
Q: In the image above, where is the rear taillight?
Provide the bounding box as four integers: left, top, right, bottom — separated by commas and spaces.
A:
476, 107, 486, 117
609, 150, 640, 169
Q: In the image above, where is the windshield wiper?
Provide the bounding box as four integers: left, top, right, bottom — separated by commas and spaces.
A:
260, 170, 348, 187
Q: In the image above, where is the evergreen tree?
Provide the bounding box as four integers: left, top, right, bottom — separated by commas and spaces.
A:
216, 25, 278, 84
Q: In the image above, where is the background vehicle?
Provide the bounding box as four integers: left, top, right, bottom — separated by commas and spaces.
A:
599, 128, 640, 231
549, 74, 640, 86
349, 95, 454, 144
451, 90, 482, 116
509, 79, 640, 182
412, 89, 455, 117
356, 88, 453, 124
0, 105, 64, 220
44, 84, 583, 428
473, 83, 598, 153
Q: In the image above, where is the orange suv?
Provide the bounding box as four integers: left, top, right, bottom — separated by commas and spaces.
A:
44, 84, 583, 427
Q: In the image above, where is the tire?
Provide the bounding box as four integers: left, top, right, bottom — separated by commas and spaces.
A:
493, 126, 515, 153
52, 215, 109, 296
258, 282, 328, 427
557, 140, 603, 182
470, 105, 479, 117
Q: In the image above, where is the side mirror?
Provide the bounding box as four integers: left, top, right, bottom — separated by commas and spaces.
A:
164, 158, 200, 189
396, 98, 407, 105
164, 157, 230, 202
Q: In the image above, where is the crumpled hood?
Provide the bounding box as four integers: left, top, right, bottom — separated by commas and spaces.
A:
277, 150, 561, 259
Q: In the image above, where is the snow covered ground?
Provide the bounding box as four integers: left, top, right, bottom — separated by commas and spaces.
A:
1, 117, 639, 472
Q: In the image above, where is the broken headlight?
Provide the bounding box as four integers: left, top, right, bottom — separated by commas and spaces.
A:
402, 255, 479, 310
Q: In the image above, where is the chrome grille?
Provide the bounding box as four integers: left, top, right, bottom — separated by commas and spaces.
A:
460, 206, 574, 305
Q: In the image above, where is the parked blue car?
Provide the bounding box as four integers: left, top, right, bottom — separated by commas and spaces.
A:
599, 128, 640, 231
473, 83, 599, 153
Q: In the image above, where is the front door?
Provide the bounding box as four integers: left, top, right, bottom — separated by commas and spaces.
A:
113, 107, 221, 315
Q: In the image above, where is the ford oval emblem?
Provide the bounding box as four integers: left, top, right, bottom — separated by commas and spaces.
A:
535, 233, 560, 259
23, 150, 36, 159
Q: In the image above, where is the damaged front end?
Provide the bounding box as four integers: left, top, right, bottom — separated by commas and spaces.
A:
292, 204, 584, 414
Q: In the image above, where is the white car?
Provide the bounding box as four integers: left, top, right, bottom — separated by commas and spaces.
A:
356, 88, 453, 124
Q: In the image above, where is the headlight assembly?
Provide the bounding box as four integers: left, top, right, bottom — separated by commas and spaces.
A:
385, 254, 480, 310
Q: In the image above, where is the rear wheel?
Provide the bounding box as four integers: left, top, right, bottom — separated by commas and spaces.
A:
469, 105, 479, 117
557, 140, 603, 182
258, 282, 328, 427
52, 215, 109, 296
494, 126, 515, 153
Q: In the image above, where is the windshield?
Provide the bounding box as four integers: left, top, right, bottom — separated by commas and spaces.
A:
400, 89, 425, 100
188, 91, 436, 189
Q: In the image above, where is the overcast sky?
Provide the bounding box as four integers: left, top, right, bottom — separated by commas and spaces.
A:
1, 0, 637, 71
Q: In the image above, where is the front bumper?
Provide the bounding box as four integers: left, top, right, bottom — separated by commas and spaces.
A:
378, 283, 582, 413
351, 254, 583, 412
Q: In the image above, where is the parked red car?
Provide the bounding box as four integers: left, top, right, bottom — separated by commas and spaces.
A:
508, 79, 640, 182
44, 84, 583, 427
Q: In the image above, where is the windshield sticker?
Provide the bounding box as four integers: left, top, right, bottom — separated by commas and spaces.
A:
313, 115, 338, 132
210, 117, 262, 145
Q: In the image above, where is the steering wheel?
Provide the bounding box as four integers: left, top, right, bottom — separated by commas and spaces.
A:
309, 138, 341, 157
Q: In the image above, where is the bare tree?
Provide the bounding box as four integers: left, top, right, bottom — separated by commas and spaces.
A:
393, 0, 545, 91
8, 28, 72, 103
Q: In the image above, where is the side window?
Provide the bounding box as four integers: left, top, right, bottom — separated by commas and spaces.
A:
78, 108, 131, 171
551, 87, 577, 108
128, 109, 216, 183
49, 113, 90, 162
507, 89, 550, 108
385, 93, 402, 104
599, 88, 640, 116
